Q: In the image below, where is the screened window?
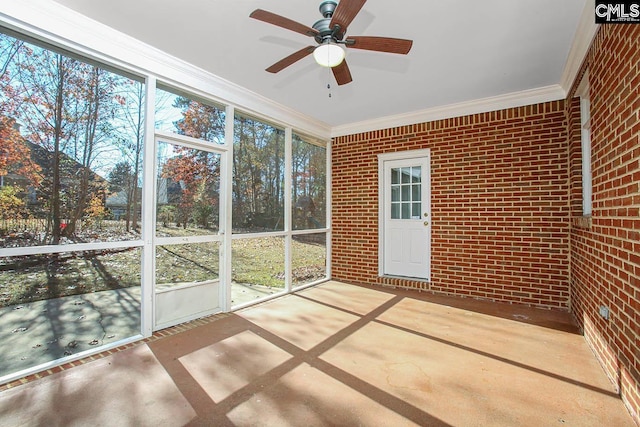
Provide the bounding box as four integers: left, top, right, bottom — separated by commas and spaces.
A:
0, 30, 144, 378
0, 32, 146, 245
292, 134, 326, 230
155, 87, 225, 145
232, 114, 285, 233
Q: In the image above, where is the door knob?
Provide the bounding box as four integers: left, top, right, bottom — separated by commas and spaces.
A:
423, 221, 429, 226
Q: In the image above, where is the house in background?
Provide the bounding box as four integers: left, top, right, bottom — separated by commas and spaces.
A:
0, 1, 638, 424
1, 139, 108, 217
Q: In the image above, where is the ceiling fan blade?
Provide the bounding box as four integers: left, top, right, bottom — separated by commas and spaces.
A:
332, 60, 353, 86
250, 9, 319, 37
329, 0, 366, 33
266, 46, 316, 73
345, 36, 413, 54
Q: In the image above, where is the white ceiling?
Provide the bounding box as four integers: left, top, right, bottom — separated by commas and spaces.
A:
46, 0, 586, 131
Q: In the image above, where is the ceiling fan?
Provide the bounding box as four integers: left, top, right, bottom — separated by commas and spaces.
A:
250, 0, 413, 85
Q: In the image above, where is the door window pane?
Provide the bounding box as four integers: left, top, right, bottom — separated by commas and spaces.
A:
401, 185, 410, 200
402, 203, 411, 219
412, 166, 422, 183
391, 203, 400, 219
401, 168, 411, 184
412, 184, 422, 201
156, 141, 220, 237
412, 202, 422, 218
390, 165, 422, 220
391, 186, 400, 202
391, 168, 400, 185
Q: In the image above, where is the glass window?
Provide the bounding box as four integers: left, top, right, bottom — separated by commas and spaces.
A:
292, 134, 327, 230
580, 97, 592, 216
0, 28, 145, 380
390, 166, 422, 219
232, 114, 285, 233
0, 32, 146, 246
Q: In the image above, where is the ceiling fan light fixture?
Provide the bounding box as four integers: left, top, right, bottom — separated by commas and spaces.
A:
313, 40, 345, 68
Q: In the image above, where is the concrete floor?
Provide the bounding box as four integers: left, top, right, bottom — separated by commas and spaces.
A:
0, 281, 634, 426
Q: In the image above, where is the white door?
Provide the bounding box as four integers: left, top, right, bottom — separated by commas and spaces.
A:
382, 155, 431, 279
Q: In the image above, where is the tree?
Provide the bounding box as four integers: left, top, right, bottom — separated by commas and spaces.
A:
111, 80, 145, 232
108, 161, 133, 193
157, 96, 224, 230
1, 33, 135, 243
292, 136, 326, 229
84, 194, 107, 228
0, 35, 41, 191
173, 96, 225, 144
0, 116, 41, 187
192, 177, 215, 228
161, 148, 220, 229
233, 115, 285, 230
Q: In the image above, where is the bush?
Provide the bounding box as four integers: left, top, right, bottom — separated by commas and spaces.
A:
0, 185, 26, 220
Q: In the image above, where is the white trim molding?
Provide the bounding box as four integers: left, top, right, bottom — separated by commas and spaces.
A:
332, 85, 566, 137
560, 0, 600, 93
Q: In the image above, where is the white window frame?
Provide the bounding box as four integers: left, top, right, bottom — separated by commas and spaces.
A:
576, 72, 592, 217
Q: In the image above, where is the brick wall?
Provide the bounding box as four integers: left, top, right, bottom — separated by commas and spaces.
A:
568, 24, 640, 424
332, 100, 570, 309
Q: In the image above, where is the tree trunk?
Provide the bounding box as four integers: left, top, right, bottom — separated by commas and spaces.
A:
50, 55, 66, 245
65, 68, 100, 237
130, 89, 144, 232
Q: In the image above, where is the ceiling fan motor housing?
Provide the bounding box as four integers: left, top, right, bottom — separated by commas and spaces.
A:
319, 0, 337, 17
313, 1, 344, 43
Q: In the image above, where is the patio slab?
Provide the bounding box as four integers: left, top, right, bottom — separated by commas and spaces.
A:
0, 281, 635, 426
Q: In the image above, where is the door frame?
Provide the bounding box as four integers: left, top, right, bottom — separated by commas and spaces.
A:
152, 130, 229, 330
377, 148, 431, 279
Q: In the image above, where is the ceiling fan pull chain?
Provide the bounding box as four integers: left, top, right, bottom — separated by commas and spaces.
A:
326, 62, 331, 98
